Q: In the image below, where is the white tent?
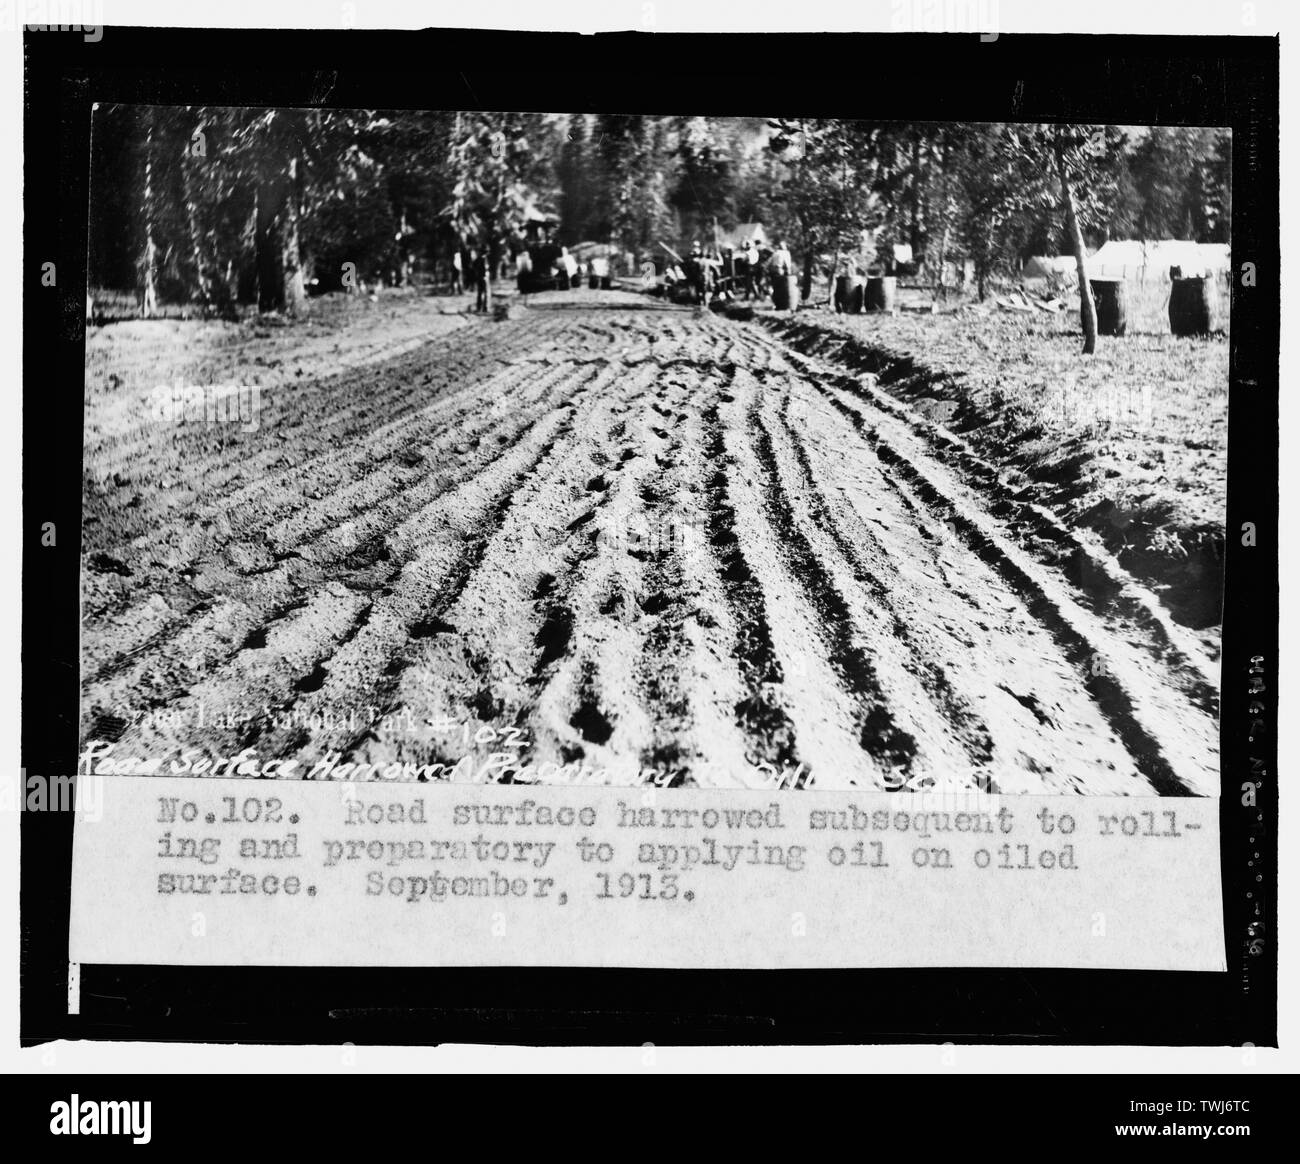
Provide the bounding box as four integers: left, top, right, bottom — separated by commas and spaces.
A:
1023, 254, 1079, 279
1087, 240, 1230, 279
1024, 242, 1229, 284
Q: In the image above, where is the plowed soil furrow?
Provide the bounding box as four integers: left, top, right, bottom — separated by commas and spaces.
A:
82, 314, 550, 486
627, 375, 707, 782
81, 349, 597, 703
232, 358, 624, 764
794, 360, 1216, 794
741, 377, 938, 782
775, 395, 1001, 772
79, 356, 552, 669
81, 290, 1219, 795
103, 584, 372, 757
754, 366, 1153, 792
93, 356, 606, 755
260, 359, 580, 562
762, 373, 999, 780
349, 358, 662, 778
778, 342, 1220, 705
707, 373, 893, 789
81, 316, 569, 570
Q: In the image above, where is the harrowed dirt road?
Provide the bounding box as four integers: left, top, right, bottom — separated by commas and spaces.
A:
80, 288, 1220, 795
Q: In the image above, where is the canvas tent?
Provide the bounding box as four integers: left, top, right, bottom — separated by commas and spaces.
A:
1023, 254, 1080, 279
1086, 239, 1230, 279
1024, 241, 1229, 285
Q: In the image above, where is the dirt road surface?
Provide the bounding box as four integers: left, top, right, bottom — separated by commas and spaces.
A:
81, 289, 1219, 795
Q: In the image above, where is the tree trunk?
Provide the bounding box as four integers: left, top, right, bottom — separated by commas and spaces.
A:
1056, 134, 1097, 354
910, 131, 922, 254
255, 182, 277, 312
255, 131, 307, 317
182, 150, 214, 316
934, 224, 950, 300
280, 154, 307, 316
224, 256, 239, 311
138, 108, 158, 320
483, 207, 497, 312
933, 131, 951, 300
396, 208, 411, 286
796, 131, 813, 303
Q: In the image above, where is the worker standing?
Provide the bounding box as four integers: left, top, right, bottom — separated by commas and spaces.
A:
451, 247, 464, 295
688, 239, 707, 305
720, 246, 735, 299
743, 239, 761, 300
559, 246, 577, 290
470, 248, 489, 313
768, 238, 794, 307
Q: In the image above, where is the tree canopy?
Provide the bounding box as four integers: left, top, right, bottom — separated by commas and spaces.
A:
88, 108, 1231, 317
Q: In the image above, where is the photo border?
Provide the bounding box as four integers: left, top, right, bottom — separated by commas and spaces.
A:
20, 25, 1278, 1047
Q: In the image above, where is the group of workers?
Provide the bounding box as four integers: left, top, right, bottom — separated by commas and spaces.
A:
547, 246, 585, 290
450, 235, 797, 311
451, 247, 493, 311
672, 237, 794, 306
511, 243, 610, 294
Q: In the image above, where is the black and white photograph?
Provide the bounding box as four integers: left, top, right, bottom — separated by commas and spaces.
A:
11, 4, 1285, 1098
80, 109, 1228, 796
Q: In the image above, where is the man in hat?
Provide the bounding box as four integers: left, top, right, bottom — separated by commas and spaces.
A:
470, 247, 489, 312
768, 238, 793, 304
558, 246, 577, 290
743, 239, 762, 300
688, 240, 709, 305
